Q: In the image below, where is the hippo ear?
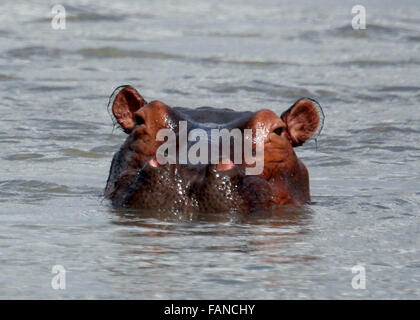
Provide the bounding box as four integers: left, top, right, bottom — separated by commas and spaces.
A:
281, 98, 324, 147
110, 86, 147, 133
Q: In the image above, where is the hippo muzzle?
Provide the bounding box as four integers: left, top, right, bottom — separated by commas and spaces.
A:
105, 86, 324, 213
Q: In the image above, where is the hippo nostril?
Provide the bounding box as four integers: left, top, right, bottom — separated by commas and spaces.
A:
148, 156, 163, 168
216, 159, 235, 172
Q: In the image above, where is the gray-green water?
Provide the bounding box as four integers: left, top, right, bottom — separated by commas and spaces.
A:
0, 0, 419, 299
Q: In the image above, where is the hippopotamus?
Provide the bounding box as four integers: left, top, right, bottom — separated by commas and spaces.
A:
105, 85, 324, 213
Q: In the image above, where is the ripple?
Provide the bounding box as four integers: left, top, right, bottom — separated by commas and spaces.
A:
77, 47, 182, 60
330, 24, 416, 39
4, 153, 44, 161
0, 180, 101, 204
407, 35, 420, 42
90, 145, 120, 153
28, 85, 75, 92
317, 157, 354, 167
0, 179, 72, 195
293, 23, 418, 44
60, 148, 107, 158
7, 46, 61, 59
186, 30, 263, 39
75, 46, 291, 68
349, 125, 420, 135
381, 146, 420, 153
374, 86, 420, 92
58, 13, 127, 23
201, 80, 313, 97
31, 5, 133, 23
202, 57, 280, 67
36, 119, 101, 131
0, 73, 19, 81
333, 59, 420, 68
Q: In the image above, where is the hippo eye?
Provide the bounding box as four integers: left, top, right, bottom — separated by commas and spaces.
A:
274, 127, 284, 136
135, 115, 145, 126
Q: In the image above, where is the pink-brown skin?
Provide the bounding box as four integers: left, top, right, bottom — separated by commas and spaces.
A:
105, 86, 323, 213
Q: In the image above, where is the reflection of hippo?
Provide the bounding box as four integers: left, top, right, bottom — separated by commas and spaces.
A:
105, 86, 324, 213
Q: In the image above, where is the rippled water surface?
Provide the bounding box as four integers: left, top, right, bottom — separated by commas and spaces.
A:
1, 0, 419, 299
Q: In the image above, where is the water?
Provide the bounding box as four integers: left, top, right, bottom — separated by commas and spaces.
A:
0, 0, 419, 299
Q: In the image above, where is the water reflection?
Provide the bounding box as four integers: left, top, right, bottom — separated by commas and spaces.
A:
107, 205, 317, 276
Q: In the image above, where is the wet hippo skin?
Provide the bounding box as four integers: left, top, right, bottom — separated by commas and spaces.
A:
105, 85, 324, 213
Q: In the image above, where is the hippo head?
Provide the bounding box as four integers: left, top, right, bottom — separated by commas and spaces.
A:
105, 86, 323, 213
